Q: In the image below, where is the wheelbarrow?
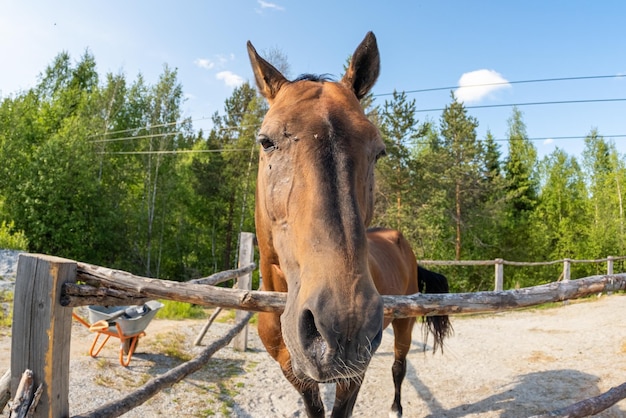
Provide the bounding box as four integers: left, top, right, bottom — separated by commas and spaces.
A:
72, 300, 163, 366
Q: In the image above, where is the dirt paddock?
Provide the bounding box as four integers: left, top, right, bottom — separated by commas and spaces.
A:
1, 293, 625, 417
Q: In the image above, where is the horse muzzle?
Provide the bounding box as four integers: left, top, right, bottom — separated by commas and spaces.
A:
282, 287, 384, 383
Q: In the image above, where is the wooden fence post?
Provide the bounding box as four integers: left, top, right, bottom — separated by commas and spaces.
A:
562, 258, 571, 282
607, 256, 614, 296
494, 259, 504, 291
233, 232, 254, 351
11, 254, 76, 418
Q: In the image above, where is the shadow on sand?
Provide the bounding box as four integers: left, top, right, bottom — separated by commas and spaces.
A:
398, 361, 624, 417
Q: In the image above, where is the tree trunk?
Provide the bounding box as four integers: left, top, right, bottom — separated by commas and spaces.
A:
616, 174, 624, 252
455, 180, 462, 260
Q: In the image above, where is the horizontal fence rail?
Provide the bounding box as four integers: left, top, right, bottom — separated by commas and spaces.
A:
62, 262, 626, 317
418, 256, 626, 291
418, 256, 626, 267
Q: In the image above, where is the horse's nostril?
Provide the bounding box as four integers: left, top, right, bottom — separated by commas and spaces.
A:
300, 309, 327, 359
301, 309, 320, 341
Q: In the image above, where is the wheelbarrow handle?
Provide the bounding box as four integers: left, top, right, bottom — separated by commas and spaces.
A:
89, 320, 116, 332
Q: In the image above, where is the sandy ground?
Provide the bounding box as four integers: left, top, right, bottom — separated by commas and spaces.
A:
1, 294, 625, 417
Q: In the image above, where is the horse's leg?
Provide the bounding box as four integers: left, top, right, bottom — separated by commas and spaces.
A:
283, 370, 324, 418
389, 317, 416, 418
330, 379, 363, 418
258, 312, 325, 417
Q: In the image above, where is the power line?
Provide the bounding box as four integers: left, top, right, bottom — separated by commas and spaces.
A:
87, 74, 626, 141
100, 148, 251, 155
98, 134, 626, 155
90, 124, 253, 143
88, 116, 211, 138
90, 96, 625, 144
491, 134, 626, 143
374, 74, 626, 97
89, 74, 625, 138
91, 132, 186, 143
415, 98, 626, 113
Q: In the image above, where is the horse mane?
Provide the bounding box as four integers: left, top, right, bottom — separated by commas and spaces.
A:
293, 73, 336, 83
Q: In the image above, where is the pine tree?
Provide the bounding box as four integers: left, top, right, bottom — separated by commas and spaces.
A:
374, 90, 425, 232
438, 93, 481, 261
582, 130, 626, 257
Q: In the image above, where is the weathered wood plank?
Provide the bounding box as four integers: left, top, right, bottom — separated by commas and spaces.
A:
11, 254, 76, 418
0, 368, 10, 412
382, 274, 626, 317
187, 262, 256, 286
63, 265, 626, 317
61, 283, 151, 307
68, 262, 287, 312
530, 380, 626, 418
233, 232, 254, 351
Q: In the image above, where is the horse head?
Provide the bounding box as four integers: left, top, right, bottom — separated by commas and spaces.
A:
248, 32, 386, 383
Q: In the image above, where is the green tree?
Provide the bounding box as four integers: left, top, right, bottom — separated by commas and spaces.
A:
500, 107, 541, 286
0, 52, 124, 262
503, 107, 538, 214
438, 93, 482, 261
532, 149, 588, 270
191, 82, 264, 271
374, 90, 426, 233
582, 129, 626, 258
124, 66, 192, 277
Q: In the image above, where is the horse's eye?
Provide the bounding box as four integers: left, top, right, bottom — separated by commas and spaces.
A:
257, 135, 277, 153
375, 148, 387, 162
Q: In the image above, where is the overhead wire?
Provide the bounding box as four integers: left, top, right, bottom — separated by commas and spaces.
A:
91, 73, 625, 139
100, 148, 252, 155
415, 98, 626, 113
88, 72, 626, 153
373, 73, 626, 97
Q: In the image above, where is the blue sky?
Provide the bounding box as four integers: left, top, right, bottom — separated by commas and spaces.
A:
2, 0, 625, 159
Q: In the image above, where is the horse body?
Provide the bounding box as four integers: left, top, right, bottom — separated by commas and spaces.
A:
248, 32, 451, 418
367, 227, 451, 417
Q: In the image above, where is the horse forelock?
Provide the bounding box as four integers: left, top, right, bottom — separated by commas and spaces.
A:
292, 73, 336, 83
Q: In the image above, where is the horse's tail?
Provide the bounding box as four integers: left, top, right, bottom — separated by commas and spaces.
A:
417, 265, 453, 354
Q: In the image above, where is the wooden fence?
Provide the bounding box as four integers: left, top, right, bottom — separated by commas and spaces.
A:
2, 233, 626, 417
419, 256, 626, 291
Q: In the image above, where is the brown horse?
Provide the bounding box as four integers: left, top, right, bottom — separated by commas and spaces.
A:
248, 32, 451, 417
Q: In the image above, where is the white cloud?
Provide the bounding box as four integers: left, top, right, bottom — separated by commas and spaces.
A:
543, 138, 554, 145
455, 69, 511, 103
258, 0, 285, 11
194, 58, 215, 70
216, 71, 244, 87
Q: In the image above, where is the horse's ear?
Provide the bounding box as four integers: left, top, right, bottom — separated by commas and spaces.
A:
247, 41, 288, 102
341, 32, 380, 100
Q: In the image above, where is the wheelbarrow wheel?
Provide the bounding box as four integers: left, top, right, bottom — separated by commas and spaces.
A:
122, 336, 139, 355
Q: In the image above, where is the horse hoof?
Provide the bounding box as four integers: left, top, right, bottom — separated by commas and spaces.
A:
389, 411, 402, 418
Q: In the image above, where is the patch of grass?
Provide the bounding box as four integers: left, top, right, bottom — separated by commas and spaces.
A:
156, 300, 207, 320
0, 289, 14, 328
95, 358, 111, 370
215, 310, 236, 323
196, 407, 216, 417
214, 310, 258, 325
93, 374, 116, 387
216, 382, 236, 414
245, 360, 259, 373
149, 331, 192, 361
